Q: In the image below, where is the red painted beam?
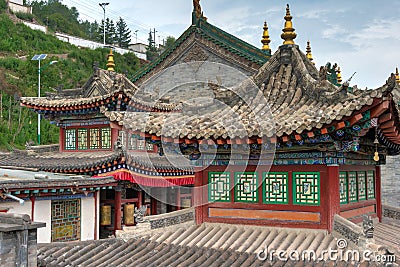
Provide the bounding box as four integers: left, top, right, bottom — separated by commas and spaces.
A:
336, 121, 346, 130
349, 113, 363, 126
380, 120, 395, 129
370, 100, 389, 118
378, 113, 392, 123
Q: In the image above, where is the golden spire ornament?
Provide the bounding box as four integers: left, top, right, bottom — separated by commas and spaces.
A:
261, 21, 271, 52
396, 67, 400, 84
337, 66, 343, 84
281, 4, 297, 45
106, 48, 115, 71
306, 40, 314, 65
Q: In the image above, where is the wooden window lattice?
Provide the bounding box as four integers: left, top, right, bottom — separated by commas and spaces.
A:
89, 128, 100, 149
51, 199, 81, 242
367, 170, 375, 199
234, 172, 258, 203
293, 172, 320, 205
263, 172, 288, 204
208, 172, 231, 202
339, 171, 348, 204
77, 128, 88, 150
65, 129, 76, 150
348, 171, 358, 203
357, 171, 367, 201
101, 128, 111, 149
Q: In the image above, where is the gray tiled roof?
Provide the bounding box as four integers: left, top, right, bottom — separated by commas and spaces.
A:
120, 44, 395, 140
37, 223, 392, 267
0, 150, 123, 172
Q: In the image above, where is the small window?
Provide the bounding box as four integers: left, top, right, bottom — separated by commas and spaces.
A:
65, 129, 76, 150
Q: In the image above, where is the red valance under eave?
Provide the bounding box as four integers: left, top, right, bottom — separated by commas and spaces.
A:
94, 169, 195, 187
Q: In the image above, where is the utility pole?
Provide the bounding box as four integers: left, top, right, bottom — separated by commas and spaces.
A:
153, 28, 157, 47
99, 2, 109, 46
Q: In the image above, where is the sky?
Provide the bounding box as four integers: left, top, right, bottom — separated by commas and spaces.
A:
60, 0, 400, 89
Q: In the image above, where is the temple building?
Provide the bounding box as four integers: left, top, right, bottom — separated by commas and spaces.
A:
1, 2, 400, 249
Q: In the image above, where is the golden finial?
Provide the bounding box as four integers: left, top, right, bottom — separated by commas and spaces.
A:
261, 21, 271, 52
336, 66, 342, 84
306, 40, 314, 65
281, 4, 297, 45
396, 67, 400, 84
106, 48, 115, 71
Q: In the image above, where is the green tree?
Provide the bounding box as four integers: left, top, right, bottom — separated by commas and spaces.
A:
164, 36, 176, 49
116, 17, 131, 48
146, 30, 159, 62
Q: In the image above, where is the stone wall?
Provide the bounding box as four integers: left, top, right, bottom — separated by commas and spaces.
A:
381, 156, 400, 208
0, 213, 45, 267
148, 207, 195, 229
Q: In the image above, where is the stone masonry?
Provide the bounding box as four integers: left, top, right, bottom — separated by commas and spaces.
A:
0, 213, 45, 267
381, 156, 400, 208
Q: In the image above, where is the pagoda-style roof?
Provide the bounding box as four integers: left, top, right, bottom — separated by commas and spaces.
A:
131, 8, 270, 86
119, 44, 398, 147
0, 149, 124, 175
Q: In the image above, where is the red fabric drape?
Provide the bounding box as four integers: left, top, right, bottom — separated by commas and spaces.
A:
94, 169, 194, 187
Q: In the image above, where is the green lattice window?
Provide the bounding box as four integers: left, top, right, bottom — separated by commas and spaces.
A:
51, 199, 81, 242
146, 142, 154, 151
101, 128, 111, 149
77, 128, 88, 150
137, 139, 145, 150
90, 128, 100, 149
234, 172, 258, 203
263, 172, 288, 204
348, 171, 358, 203
208, 172, 230, 202
293, 172, 320, 205
339, 172, 348, 204
357, 171, 367, 201
65, 129, 76, 150
367, 171, 375, 199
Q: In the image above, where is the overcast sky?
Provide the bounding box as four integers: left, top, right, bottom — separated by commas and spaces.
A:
61, 0, 400, 89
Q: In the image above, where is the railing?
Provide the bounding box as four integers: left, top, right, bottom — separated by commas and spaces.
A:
143, 207, 195, 229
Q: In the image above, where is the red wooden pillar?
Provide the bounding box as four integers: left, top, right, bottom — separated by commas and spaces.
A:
94, 191, 98, 240
326, 165, 340, 232
59, 128, 65, 152
375, 165, 382, 222
114, 187, 122, 231
194, 167, 204, 225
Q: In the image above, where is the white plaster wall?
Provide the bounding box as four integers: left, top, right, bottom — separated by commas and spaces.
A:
34, 200, 51, 243
0, 200, 32, 216
81, 197, 95, 241
22, 21, 47, 33
9, 2, 32, 14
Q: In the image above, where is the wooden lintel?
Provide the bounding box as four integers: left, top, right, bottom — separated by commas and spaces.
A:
257, 138, 263, 144
336, 121, 346, 130
379, 113, 392, 123
295, 135, 302, 141
382, 126, 396, 134
151, 135, 161, 141
321, 128, 328, 135
110, 121, 122, 130
282, 136, 289, 142
370, 100, 389, 118
307, 132, 314, 138
380, 120, 395, 129
216, 139, 226, 145
349, 113, 363, 126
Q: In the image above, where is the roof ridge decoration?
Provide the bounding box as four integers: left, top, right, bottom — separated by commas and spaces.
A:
131, 2, 270, 84
261, 21, 271, 52
281, 4, 297, 45
306, 40, 315, 65
106, 48, 115, 71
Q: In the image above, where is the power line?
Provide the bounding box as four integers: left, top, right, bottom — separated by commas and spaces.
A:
61, 0, 173, 44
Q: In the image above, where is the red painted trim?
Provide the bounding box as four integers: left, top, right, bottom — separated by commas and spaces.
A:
94, 191, 98, 240
30, 196, 35, 221
340, 199, 377, 212
114, 190, 122, 231
375, 165, 382, 222
194, 167, 204, 225
59, 128, 65, 152
326, 165, 340, 233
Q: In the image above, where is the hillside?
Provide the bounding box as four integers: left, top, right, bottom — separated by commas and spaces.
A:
0, 4, 140, 151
